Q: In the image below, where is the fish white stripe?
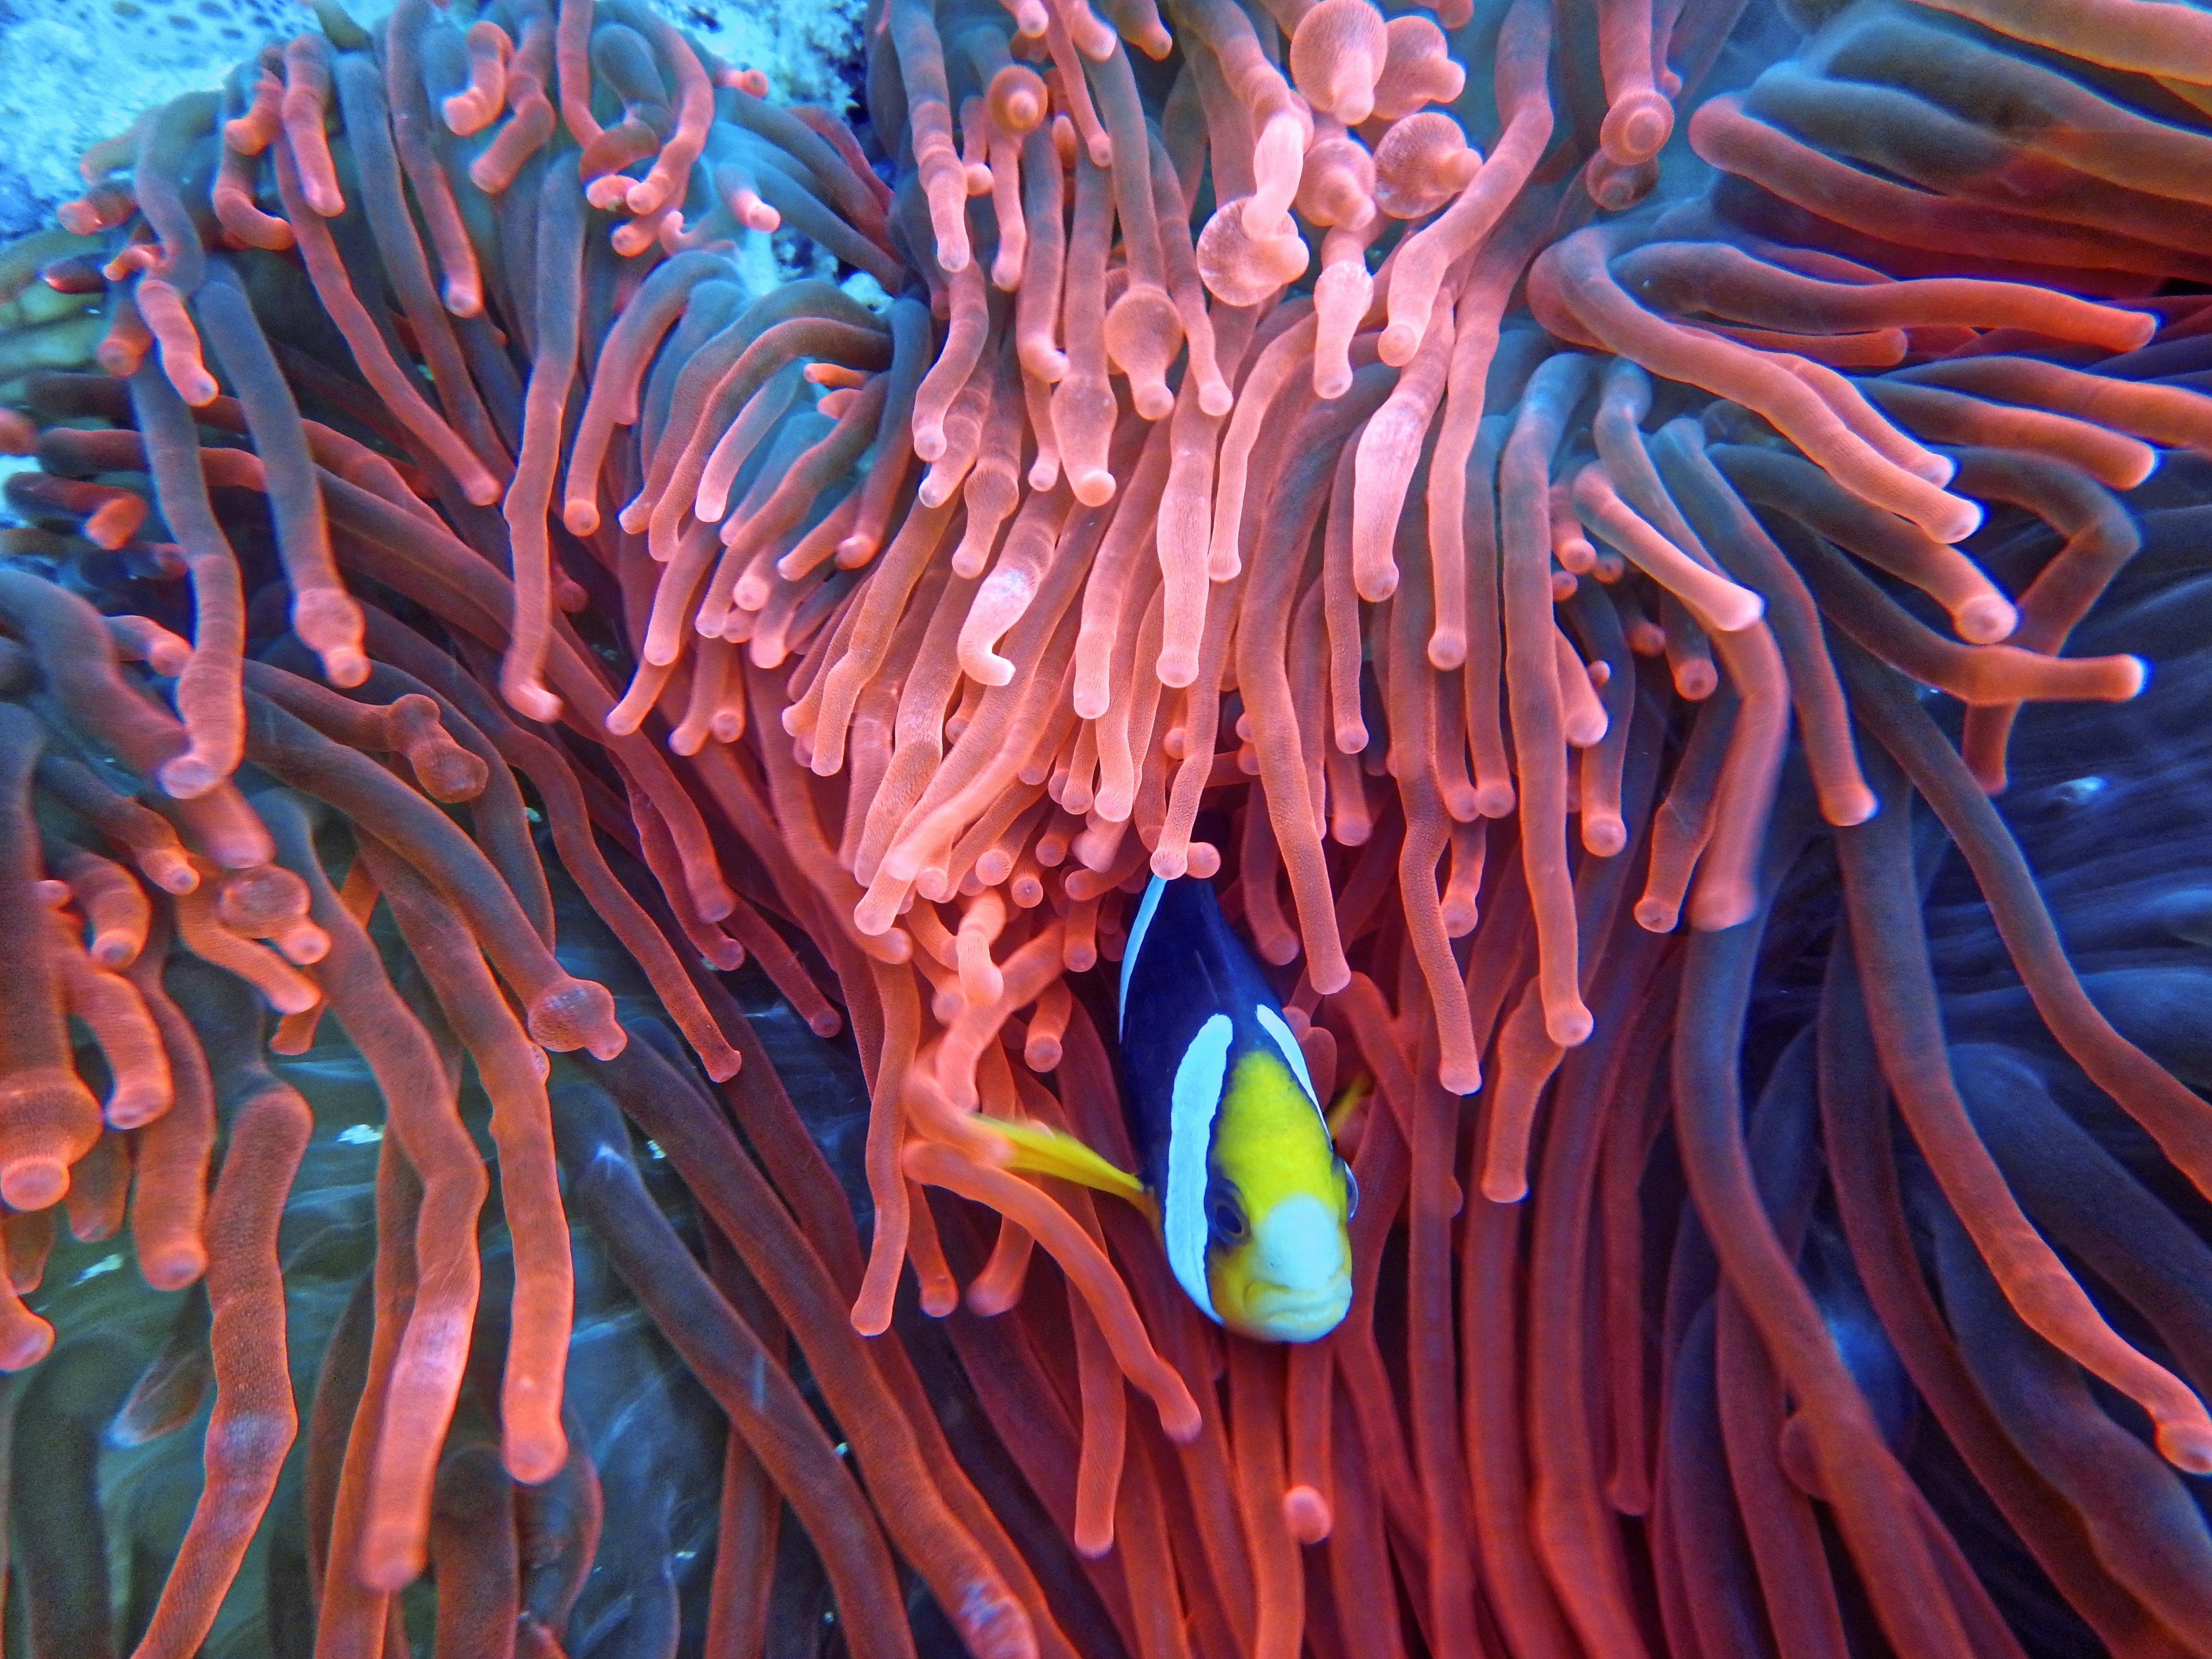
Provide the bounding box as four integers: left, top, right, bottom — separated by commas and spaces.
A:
1118, 874, 1167, 1025
1164, 1013, 1233, 1323
1253, 1003, 1320, 1108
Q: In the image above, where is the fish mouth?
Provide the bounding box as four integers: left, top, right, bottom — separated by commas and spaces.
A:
1231, 1274, 1352, 1342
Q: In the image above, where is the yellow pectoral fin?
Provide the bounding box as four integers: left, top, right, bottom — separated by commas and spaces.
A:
1327, 1074, 1373, 1141
972, 1114, 1154, 1217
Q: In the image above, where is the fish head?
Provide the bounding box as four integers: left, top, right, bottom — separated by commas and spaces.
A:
1202, 1047, 1354, 1342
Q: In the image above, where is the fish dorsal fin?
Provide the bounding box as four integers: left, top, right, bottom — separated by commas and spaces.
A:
972, 1113, 1156, 1219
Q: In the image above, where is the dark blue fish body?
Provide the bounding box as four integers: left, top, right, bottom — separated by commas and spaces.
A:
1117, 875, 1353, 1341
1118, 875, 1296, 1183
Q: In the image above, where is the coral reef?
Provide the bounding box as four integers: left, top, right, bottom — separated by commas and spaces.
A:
0, 0, 2209, 1654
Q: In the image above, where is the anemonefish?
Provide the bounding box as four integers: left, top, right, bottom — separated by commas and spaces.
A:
1116, 874, 1357, 1341
976, 875, 1358, 1341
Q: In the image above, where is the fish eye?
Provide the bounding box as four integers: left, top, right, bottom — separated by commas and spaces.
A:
1342, 1162, 1359, 1218
1206, 1178, 1247, 1243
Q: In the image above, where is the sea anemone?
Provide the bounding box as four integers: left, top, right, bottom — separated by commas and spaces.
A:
1, 0, 2209, 1653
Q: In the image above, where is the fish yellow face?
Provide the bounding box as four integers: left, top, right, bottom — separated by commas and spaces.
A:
1202, 1049, 1355, 1342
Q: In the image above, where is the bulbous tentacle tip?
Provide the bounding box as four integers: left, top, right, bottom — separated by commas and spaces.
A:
1584, 817, 1629, 856
0, 1154, 70, 1213
148, 860, 200, 896
1290, 0, 1388, 124
359, 1530, 430, 1597
1068, 468, 1117, 507
1824, 786, 1880, 829
141, 1240, 210, 1292
1906, 448, 1958, 487
1159, 1394, 1203, 1444
320, 647, 371, 688
502, 1430, 570, 1487
1956, 595, 2019, 645
1196, 198, 1310, 305
529, 977, 626, 1058
1356, 565, 1400, 603
1545, 1001, 1595, 1048
987, 65, 1049, 136
1675, 660, 1720, 700
502, 677, 564, 725
1480, 1167, 1530, 1204
2156, 1420, 2212, 1475
414, 750, 491, 805
1131, 383, 1175, 420
0, 1314, 54, 1371
1587, 153, 1659, 212
1310, 962, 1353, 997
104, 1084, 170, 1131
157, 753, 226, 801
1018, 338, 1070, 384
1370, 112, 1471, 217
1600, 89, 1676, 168
1917, 497, 1980, 544
1284, 1485, 1333, 1543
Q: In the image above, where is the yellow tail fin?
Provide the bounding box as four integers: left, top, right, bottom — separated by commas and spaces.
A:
973, 1114, 1155, 1220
